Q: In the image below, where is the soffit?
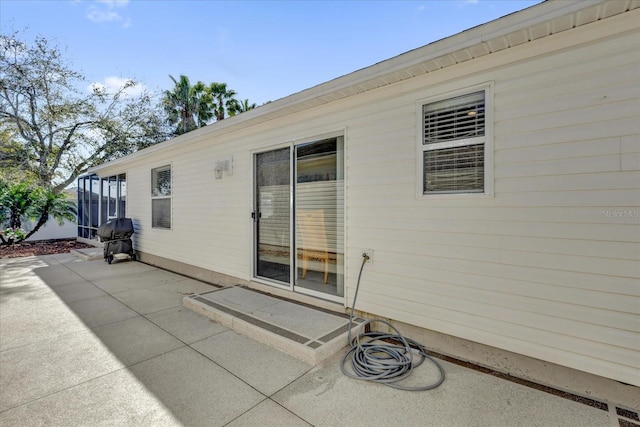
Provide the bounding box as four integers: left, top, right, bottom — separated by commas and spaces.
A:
251, 0, 639, 123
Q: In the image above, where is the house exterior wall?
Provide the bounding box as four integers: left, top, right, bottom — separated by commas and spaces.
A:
93, 10, 639, 386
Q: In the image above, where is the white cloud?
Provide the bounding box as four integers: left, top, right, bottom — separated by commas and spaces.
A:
89, 76, 146, 98
97, 0, 129, 6
86, 0, 131, 27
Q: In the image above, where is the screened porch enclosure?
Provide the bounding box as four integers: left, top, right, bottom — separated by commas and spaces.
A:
77, 173, 127, 241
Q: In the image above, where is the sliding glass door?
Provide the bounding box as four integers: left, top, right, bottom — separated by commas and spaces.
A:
253, 137, 344, 299
254, 148, 291, 284
295, 138, 344, 297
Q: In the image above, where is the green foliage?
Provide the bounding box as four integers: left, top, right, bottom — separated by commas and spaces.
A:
0, 32, 169, 192
227, 98, 257, 117
0, 179, 38, 230
0, 227, 26, 243
208, 82, 237, 122
163, 74, 213, 135
0, 178, 76, 244
162, 75, 256, 137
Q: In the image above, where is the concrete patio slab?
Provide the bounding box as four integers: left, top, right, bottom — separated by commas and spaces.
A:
128, 346, 266, 426
0, 328, 123, 411
192, 330, 312, 396
48, 280, 107, 303
272, 351, 611, 427
145, 306, 228, 345
32, 264, 89, 287
112, 278, 217, 315
226, 399, 311, 427
91, 316, 184, 366
66, 294, 139, 328
152, 278, 218, 297
0, 285, 62, 318
0, 273, 50, 292
1, 253, 633, 426
0, 303, 88, 350
112, 287, 193, 315
91, 268, 196, 294
63, 258, 157, 281
0, 368, 181, 427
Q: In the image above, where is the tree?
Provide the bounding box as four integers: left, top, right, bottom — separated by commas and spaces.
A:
208, 82, 237, 121
0, 32, 167, 240
0, 178, 76, 245
0, 179, 35, 232
0, 33, 167, 193
162, 74, 212, 135
21, 186, 76, 242
228, 98, 257, 117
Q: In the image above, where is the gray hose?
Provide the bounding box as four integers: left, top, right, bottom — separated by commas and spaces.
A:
340, 255, 446, 391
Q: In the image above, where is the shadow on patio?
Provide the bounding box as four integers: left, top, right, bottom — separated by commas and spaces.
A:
0, 253, 633, 426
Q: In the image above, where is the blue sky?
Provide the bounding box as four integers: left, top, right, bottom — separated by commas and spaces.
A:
1, 0, 541, 105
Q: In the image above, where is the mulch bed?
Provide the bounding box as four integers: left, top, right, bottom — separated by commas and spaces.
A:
0, 238, 95, 259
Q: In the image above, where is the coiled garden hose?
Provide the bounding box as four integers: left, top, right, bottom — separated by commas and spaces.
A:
340, 254, 446, 391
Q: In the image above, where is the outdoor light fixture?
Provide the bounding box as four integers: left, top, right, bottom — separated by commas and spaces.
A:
214, 156, 233, 180
214, 162, 224, 179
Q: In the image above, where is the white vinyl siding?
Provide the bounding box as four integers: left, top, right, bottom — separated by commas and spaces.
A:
90, 9, 639, 387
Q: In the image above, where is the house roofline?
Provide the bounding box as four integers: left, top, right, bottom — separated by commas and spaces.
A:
89, 0, 634, 173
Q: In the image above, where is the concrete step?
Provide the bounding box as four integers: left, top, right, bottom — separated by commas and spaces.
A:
184, 286, 365, 366
71, 248, 103, 261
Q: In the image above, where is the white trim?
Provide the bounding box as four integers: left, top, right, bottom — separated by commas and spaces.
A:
416, 82, 495, 199
250, 144, 294, 289
150, 163, 173, 230
294, 286, 344, 304
250, 132, 347, 302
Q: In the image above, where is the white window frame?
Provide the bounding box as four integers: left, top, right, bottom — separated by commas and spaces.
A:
416, 83, 494, 199
151, 164, 172, 230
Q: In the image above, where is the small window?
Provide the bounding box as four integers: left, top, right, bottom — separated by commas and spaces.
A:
151, 165, 171, 229
422, 90, 487, 194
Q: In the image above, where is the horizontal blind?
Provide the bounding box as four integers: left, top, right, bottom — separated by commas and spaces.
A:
423, 90, 486, 194
152, 166, 171, 197
423, 91, 485, 145
296, 181, 344, 253
152, 198, 171, 229
424, 144, 484, 193
258, 184, 290, 247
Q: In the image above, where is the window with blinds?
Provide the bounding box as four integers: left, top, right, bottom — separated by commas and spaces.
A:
422, 90, 486, 194
151, 165, 171, 229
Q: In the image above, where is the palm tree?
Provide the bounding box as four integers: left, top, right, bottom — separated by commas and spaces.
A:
162, 75, 212, 135
208, 82, 237, 121
21, 188, 76, 242
0, 180, 76, 244
227, 99, 257, 117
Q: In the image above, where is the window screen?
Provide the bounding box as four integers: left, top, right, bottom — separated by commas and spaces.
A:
152, 166, 171, 197
422, 91, 486, 194
152, 198, 171, 229
151, 165, 171, 229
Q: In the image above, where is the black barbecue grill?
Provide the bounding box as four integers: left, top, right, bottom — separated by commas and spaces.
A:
97, 218, 136, 264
